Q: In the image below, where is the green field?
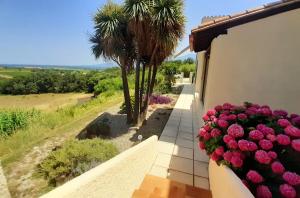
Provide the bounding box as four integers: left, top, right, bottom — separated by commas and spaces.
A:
0, 91, 123, 167
0, 93, 93, 112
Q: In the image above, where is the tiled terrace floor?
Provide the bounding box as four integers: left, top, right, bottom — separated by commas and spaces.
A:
149, 84, 210, 189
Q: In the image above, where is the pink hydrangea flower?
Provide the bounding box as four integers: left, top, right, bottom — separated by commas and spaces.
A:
232, 151, 245, 159
258, 107, 272, 116
203, 124, 211, 131
271, 161, 285, 174
246, 107, 258, 115
222, 103, 233, 110
292, 116, 300, 126
203, 133, 211, 140
246, 170, 264, 183
277, 134, 291, 145
255, 150, 271, 164
279, 184, 296, 198
210, 151, 220, 161
266, 134, 276, 142
227, 114, 237, 121
211, 128, 221, 138
257, 124, 267, 131
273, 110, 288, 118
283, 172, 300, 186
278, 119, 291, 128
214, 105, 223, 112
290, 114, 299, 119
227, 124, 244, 138
256, 185, 272, 198
238, 140, 258, 151
267, 151, 277, 159
198, 128, 207, 137
215, 146, 224, 156
260, 127, 275, 135
202, 114, 210, 121
249, 130, 264, 140
198, 141, 205, 150
223, 151, 232, 162
223, 135, 233, 143
291, 139, 300, 152
259, 139, 273, 150
230, 155, 243, 168
227, 140, 238, 149
237, 113, 247, 120
207, 109, 216, 116
284, 125, 300, 137
218, 119, 229, 128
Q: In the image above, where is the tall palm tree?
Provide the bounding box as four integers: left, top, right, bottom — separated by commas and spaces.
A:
124, 0, 185, 122
90, 1, 135, 123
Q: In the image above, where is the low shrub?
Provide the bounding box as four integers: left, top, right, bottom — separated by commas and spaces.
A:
94, 77, 122, 96
38, 139, 118, 186
0, 109, 40, 136
178, 63, 195, 77
149, 95, 172, 105
198, 102, 300, 198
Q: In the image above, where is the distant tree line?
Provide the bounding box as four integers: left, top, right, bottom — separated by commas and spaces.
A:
0, 68, 121, 95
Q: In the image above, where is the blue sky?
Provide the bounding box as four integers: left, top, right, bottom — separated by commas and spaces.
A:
0, 0, 274, 66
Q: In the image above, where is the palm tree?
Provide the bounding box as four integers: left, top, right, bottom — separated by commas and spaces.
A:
90, 1, 135, 123
124, 0, 185, 123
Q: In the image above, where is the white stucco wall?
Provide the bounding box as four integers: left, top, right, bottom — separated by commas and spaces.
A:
40, 136, 158, 198
209, 160, 254, 198
199, 8, 300, 113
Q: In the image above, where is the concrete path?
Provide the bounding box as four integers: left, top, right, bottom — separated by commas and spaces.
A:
149, 84, 210, 189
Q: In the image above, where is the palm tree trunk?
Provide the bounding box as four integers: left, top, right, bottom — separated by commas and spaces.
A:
142, 64, 152, 112
133, 55, 141, 124
149, 64, 157, 100
140, 64, 157, 121
121, 66, 133, 124
139, 63, 146, 113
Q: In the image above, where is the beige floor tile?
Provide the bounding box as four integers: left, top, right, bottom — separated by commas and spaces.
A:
167, 170, 193, 186
178, 131, 194, 140
173, 145, 193, 159
179, 126, 193, 134
154, 153, 172, 168
161, 129, 178, 138
194, 161, 209, 178
169, 156, 193, 174
194, 145, 209, 162
194, 176, 210, 190
157, 141, 174, 154
149, 165, 168, 178
175, 138, 193, 149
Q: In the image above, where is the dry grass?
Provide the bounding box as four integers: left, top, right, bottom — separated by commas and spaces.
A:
0, 93, 93, 112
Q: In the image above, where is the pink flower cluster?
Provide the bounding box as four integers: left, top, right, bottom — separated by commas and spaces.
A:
198, 102, 300, 198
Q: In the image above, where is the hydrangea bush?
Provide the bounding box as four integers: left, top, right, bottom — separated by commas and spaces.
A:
198, 102, 300, 198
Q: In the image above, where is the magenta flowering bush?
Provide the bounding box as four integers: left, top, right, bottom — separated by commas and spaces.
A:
198, 102, 300, 198
149, 95, 172, 105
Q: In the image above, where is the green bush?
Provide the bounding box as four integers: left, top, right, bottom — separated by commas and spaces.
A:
94, 77, 123, 95
0, 109, 40, 136
178, 63, 195, 77
38, 139, 118, 186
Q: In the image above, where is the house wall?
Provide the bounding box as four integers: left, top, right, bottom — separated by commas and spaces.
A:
198, 8, 300, 113
194, 51, 206, 99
